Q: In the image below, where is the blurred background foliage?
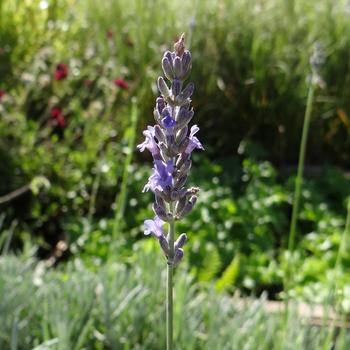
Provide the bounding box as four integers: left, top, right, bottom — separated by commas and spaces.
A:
0, 0, 350, 304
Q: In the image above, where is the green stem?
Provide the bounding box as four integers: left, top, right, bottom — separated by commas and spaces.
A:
167, 203, 175, 350
167, 264, 173, 350
287, 82, 315, 253
284, 79, 315, 311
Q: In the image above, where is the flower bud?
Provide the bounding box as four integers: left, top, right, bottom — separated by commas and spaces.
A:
157, 77, 170, 97
175, 196, 187, 216
178, 82, 194, 101
174, 33, 185, 57
173, 248, 184, 265
174, 57, 182, 79
177, 137, 190, 154
153, 108, 162, 124
187, 186, 200, 195
176, 152, 190, 168
176, 196, 197, 219
164, 51, 174, 67
176, 126, 188, 143
153, 203, 171, 222
181, 51, 192, 76
155, 195, 166, 209
154, 124, 165, 142
175, 174, 187, 189
176, 106, 194, 129
170, 187, 187, 201
159, 235, 170, 256
166, 133, 175, 147
162, 57, 174, 80
158, 142, 171, 158
178, 159, 192, 176
171, 79, 181, 97
154, 188, 171, 202
175, 233, 187, 249
156, 97, 166, 114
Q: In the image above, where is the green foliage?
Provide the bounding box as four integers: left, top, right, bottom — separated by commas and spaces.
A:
1, 250, 350, 349
71, 155, 349, 302
215, 254, 240, 292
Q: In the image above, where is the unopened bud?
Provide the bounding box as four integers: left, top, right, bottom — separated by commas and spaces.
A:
171, 79, 181, 97
170, 188, 187, 201
174, 57, 182, 79
154, 124, 165, 142
159, 235, 169, 256
174, 33, 185, 57
179, 82, 194, 100
156, 97, 166, 113
176, 126, 188, 143
153, 108, 162, 124
178, 159, 192, 176
175, 196, 187, 216
176, 152, 190, 168
152, 203, 171, 222
175, 174, 187, 189
173, 248, 184, 265
157, 77, 170, 97
162, 57, 174, 80
177, 137, 190, 154
176, 196, 197, 219
175, 233, 187, 249
181, 51, 192, 77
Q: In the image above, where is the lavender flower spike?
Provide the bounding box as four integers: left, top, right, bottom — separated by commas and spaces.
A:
138, 33, 203, 264
138, 33, 202, 350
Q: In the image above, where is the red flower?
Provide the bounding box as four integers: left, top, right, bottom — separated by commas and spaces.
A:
54, 63, 68, 81
0, 90, 5, 100
106, 29, 114, 40
50, 107, 66, 128
113, 78, 129, 90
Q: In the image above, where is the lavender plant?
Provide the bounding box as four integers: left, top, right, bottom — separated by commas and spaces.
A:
137, 34, 203, 349
284, 42, 325, 310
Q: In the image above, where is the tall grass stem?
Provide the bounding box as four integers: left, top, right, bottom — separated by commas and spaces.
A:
284, 80, 315, 309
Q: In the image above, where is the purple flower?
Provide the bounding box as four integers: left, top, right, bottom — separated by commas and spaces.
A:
161, 108, 176, 130
143, 160, 174, 192
162, 115, 176, 129
185, 125, 204, 154
144, 216, 170, 256
156, 97, 166, 114
144, 216, 165, 238
137, 126, 159, 156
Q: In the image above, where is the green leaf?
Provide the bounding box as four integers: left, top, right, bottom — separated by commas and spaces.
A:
215, 254, 240, 292
198, 243, 221, 282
